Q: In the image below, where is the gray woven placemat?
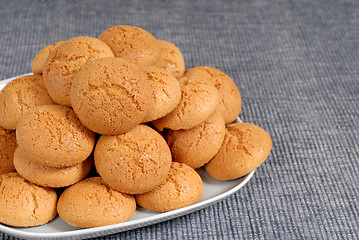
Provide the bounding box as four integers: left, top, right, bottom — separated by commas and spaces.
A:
1, 0, 358, 239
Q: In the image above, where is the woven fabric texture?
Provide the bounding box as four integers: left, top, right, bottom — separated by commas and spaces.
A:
0, 0, 358, 239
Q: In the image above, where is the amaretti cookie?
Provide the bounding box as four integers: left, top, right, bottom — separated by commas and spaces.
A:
43, 36, 114, 106
98, 25, 161, 66
142, 66, 181, 122
16, 105, 95, 168
0, 127, 17, 175
0, 75, 54, 130
184, 66, 241, 124
154, 40, 185, 78
70, 57, 151, 135
0, 172, 57, 227
166, 110, 226, 169
205, 122, 272, 180
13, 148, 93, 188
32, 41, 64, 74
135, 162, 203, 212
152, 76, 219, 131
94, 124, 172, 194
57, 177, 136, 228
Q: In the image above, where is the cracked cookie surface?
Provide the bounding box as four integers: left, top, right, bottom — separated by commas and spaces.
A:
94, 124, 171, 194
57, 177, 136, 228
0, 172, 57, 227
70, 57, 151, 135
135, 162, 203, 212
16, 105, 95, 168
205, 122, 272, 180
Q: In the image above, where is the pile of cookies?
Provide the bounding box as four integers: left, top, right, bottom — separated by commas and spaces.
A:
0, 25, 272, 228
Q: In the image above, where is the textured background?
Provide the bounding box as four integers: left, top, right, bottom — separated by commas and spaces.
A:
1, 0, 359, 239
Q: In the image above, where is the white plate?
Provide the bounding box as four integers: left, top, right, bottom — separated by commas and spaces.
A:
0, 74, 255, 240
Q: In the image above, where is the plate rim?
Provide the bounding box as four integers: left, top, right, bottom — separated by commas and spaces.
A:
0, 73, 255, 240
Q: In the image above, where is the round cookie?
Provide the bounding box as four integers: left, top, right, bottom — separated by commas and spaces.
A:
43, 36, 114, 106
0, 75, 55, 130
0, 127, 17, 175
57, 177, 136, 228
94, 124, 172, 194
184, 66, 242, 124
32, 41, 64, 74
14, 148, 93, 188
0, 172, 57, 227
70, 57, 151, 135
154, 40, 185, 78
205, 122, 272, 181
135, 162, 203, 212
152, 76, 220, 131
142, 66, 181, 122
16, 105, 95, 168
98, 25, 161, 66
166, 110, 226, 169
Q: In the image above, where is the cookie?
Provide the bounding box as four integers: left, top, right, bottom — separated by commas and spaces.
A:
0, 75, 54, 130
98, 25, 161, 66
32, 41, 64, 74
135, 162, 203, 212
13, 148, 93, 188
94, 124, 172, 194
166, 110, 226, 169
154, 40, 185, 78
0, 172, 57, 227
16, 105, 95, 168
43, 36, 114, 106
152, 76, 219, 131
70, 57, 151, 135
184, 66, 241, 124
142, 66, 181, 122
0, 127, 17, 175
205, 122, 272, 180
57, 177, 136, 228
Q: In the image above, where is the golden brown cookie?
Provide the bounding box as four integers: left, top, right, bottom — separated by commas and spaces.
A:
154, 40, 185, 78
0, 75, 54, 130
98, 25, 161, 66
135, 162, 203, 212
94, 124, 172, 194
166, 110, 226, 169
205, 122, 272, 180
0, 127, 17, 175
142, 66, 181, 122
57, 177, 136, 228
43, 36, 114, 106
16, 105, 95, 168
184, 66, 241, 124
70, 57, 151, 135
13, 148, 93, 188
0, 172, 57, 227
152, 76, 219, 131
32, 41, 64, 74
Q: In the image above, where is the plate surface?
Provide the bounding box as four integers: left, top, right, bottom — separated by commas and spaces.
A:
0, 74, 254, 240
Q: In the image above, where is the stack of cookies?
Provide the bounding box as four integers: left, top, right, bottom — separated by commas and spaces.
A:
0, 25, 272, 228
